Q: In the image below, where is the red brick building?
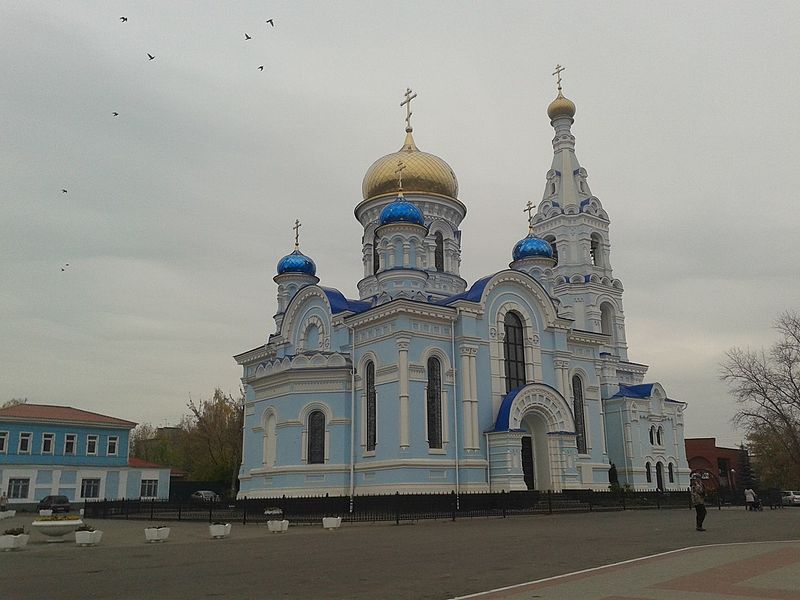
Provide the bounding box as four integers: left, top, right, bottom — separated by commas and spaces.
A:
685, 437, 741, 491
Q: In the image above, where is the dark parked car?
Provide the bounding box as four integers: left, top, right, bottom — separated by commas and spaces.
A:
37, 495, 71, 513
190, 490, 220, 503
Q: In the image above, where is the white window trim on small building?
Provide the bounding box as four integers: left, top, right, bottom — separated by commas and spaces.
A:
86, 434, 98, 456
0, 431, 8, 453
41, 432, 55, 454
80, 477, 101, 499
107, 435, 119, 456
64, 433, 77, 455
140, 479, 159, 499
18, 432, 32, 454
7, 477, 31, 499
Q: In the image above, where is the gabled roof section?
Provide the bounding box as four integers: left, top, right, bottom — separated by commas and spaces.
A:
319, 286, 371, 315
609, 383, 684, 404
0, 404, 136, 428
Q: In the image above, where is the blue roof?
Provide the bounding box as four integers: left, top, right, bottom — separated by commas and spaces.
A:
612, 384, 654, 399
320, 287, 371, 315
512, 235, 553, 261
277, 249, 316, 276
379, 196, 425, 226
437, 274, 494, 305
493, 386, 525, 432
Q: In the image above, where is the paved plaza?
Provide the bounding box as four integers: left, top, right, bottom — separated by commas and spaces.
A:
2, 507, 798, 599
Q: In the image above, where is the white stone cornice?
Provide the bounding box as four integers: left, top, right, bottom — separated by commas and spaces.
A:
344, 299, 456, 328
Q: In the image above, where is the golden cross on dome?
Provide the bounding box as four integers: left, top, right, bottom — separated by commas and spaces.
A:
552, 64, 565, 92
395, 160, 407, 191
524, 201, 536, 231
400, 88, 417, 132
293, 219, 301, 249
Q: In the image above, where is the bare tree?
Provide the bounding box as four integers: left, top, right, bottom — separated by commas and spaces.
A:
721, 311, 800, 487
2, 398, 28, 408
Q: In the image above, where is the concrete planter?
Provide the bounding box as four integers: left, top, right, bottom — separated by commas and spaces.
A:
0, 510, 16, 520
38, 509, 53, 517
322, 516, 342, 530
31, 519, 83, 542
209, 523, 231, 539
0, 533, 29, 551
75, 529, 103, 546
144, 526, 170, 543
267, 519, 289, 533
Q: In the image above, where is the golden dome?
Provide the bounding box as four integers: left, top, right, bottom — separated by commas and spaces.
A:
362, 130, 458, 200
547, 91, 576, 120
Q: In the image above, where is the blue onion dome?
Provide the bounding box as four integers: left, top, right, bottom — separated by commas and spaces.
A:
379, 194, 425, 226
512, 234, 553, 261
276, 249, 316, 276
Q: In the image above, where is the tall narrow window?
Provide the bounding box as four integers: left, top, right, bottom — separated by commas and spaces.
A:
590, 233, 602, 266
434, 232, 444, 272
426, 357, 443, 449
0, 431, 7, 453
656, 426, 663, 446
600, 303, 614, 336
645, 462, 652, 483
42, 433, 55, 454
503, 312, 526, 392
373, 235, 380, 275
668, 463, 674, 483
366, 361, 377, 452
264, 412, 277, 467
545, 236, 558, 264
572, 376, 587, 454
86, 435, 98, 456
107, 436, 118, 456
64, 433, 76, 455
649, 426, 654, 445
18, 432, 32, 454
308, 410, 325, 464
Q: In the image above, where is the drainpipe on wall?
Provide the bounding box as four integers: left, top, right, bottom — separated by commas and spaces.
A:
347, 324, 356, 513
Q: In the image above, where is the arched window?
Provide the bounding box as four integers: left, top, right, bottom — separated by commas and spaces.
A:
600, 303, 614, 337
649, 426, 654, 445
366, 361, 376, 452
668, 463, 674, 483
263, 412, 277, 467
305, 324, 319, 350
307, 410, 325, 464
590, 233, 602, 266
545, 235, 558, 264
572, 375, 587, 454
656, 426, 663, 446
503, 312, 526, 393
645, 462, 652, 483
434, 232, 444, 272
426, 357, 443, 449
373, 235, 380, 275
655, 461, 664, 491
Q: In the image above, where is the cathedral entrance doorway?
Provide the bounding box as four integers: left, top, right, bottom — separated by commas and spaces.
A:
521, 436, 534, 489
520, 412, 551, 490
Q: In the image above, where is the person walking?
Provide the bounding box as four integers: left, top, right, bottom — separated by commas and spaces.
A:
0, 492, 7, 511
744, 487, 756, 511
691, 473, 707, 531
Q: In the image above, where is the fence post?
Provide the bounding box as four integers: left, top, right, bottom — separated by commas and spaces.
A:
657, 493, 661, 509
502, 490, 506, 518
150, 498, 154, 520
242, 497, 247, 526
621, 489, 626, 510
209, 501, 214, 523
395, 491, 400, 526
547, 490, 552, 514
451, 490, 456, 522
178, 502, 182, 521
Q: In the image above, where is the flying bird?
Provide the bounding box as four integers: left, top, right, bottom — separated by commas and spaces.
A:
147, 53, 155, 60
244, 33, 252, 40
61, 189, 68, 193
258, 65, 264, 71
266, 19, 274, 27
112, 111, 119, 116
119, 16, 127, 22
61, 263, 70, 272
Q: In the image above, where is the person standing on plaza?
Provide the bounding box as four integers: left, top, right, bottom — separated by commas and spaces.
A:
744, 487, 756, 511
691, 473, 707, 531
0, 492, 7, 511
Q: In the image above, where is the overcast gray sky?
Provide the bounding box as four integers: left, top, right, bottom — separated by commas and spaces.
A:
2, 1, 798, 447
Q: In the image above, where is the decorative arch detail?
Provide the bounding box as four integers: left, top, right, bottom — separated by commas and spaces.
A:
496, 383, 575, 433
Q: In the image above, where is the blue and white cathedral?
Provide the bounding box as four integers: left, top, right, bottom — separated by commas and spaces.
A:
235, 75, 690, 497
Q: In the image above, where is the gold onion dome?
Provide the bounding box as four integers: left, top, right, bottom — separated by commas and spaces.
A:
362, 130, 458, 200
547, 91, 576, 120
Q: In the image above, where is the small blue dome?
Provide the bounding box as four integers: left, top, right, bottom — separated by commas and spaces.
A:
379, 196, 425, 226
277, 249, 316, 276
512, 234, 553, 261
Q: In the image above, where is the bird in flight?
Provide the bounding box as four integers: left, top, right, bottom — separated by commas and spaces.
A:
112, 111, 119, 117
61, 189, 68, 193
119, 16, 127, 22
266, 19, 274, 27
147, 53, 155, 60
244, 33, 252, 40
61, 263, 70, 272
258, 65, 264, 71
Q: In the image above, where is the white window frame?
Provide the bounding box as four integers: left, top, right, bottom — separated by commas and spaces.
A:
107, 436, 119, 456
64, 433, 77, 455
8, 478, 30, 499
0, 431, 8, 453
80, 477, 101, 499
18, 432, 32, 454
41, 432, 55, 454
86, 434, 98, 456
140, 479, 159, 499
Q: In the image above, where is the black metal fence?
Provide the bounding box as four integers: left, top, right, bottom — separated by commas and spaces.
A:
84, 489, 693, 525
